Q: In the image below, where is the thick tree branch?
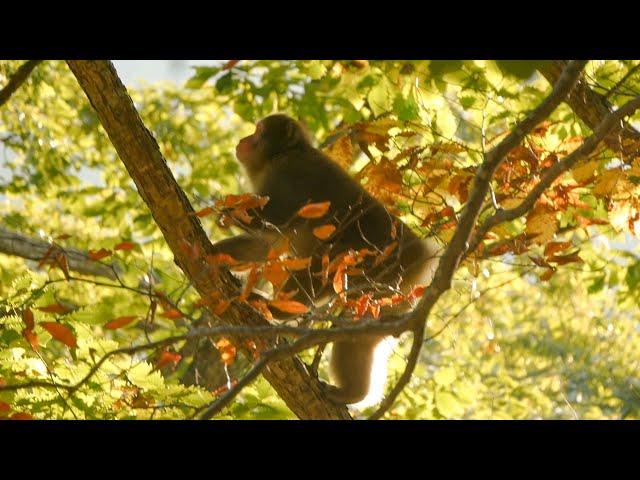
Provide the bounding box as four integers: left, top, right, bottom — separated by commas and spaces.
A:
469, 95, 640, 253
539, 60, 640, 159
367, 60, 586, 419
66, 60, 351, 420
0, 225, 119, 279
0, 60, 42, 107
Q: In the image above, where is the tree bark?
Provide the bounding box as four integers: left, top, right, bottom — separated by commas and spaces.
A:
538, 60, 640, 157
66, 60, 351, 420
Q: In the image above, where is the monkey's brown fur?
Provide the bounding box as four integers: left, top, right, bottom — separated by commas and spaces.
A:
213, 114, 439, 405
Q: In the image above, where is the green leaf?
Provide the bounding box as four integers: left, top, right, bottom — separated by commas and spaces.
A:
434, 367, 457, 386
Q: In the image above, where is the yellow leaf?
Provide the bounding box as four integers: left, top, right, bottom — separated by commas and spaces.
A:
593, 170, 623, 196
572, 160, 599, 183
323, 135, 353, 170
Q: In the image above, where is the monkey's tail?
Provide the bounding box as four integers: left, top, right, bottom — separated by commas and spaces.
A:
350, 336, 397, 410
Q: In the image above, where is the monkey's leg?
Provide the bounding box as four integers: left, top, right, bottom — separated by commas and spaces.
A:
211, 234, 271, 262
324, 337, 383, 405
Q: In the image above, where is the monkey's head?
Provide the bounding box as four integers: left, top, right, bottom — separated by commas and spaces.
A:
236, 114, 311, 173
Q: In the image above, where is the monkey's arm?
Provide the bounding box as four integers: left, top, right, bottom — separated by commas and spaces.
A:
211, 234, 271, 262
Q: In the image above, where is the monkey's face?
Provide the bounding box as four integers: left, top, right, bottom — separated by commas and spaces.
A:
236, 121, 266, 171
235, 115, 310, 173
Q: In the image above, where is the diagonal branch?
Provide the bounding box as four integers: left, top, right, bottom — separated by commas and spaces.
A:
469, 95, 640, 253
368, 60, 587, 419
0, 60, 42, 108
539, 60, 640, 159
66, 60, 351, 420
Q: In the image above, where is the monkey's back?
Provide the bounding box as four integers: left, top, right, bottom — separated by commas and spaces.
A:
257, 146, 437, 294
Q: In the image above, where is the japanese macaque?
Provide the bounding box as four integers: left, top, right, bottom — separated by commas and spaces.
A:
212, 114, 439, 405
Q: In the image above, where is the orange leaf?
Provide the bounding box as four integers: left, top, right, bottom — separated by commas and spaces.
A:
281, 257, 312, 271
192, 206, 215, 218
313, 224, 336, 239
36, 303, 71, 314
217, 193, 269, 210
22, 328, 39, 351
297, 201, 331, 219
216, 338, 237, 365
160, 309, 184, 320
0, 401, 10, 412
548, 252, 583, 265
333, 266, 346, 294
250, 300, 274, 321
543, 241, 572, 257
263, 262, 290, 289
206, 253, 237, 265
241, 266, 260, 300
114, 241, 136, 251
230, 208, 253, 225
10, 412, 34, 420
212, 300, 231, 316
267, 238, 290, 260
156, 350, 182, 369
269, 300, 309, 315
105, 316, 138, 330
88, 248, 112, 261
22, 308, 34, 330
540, 268, 556, 281
408, 284, 426, 299
41, 322, 77, 349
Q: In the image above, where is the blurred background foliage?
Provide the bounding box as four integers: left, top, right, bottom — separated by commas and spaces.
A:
1, 59, 639, 419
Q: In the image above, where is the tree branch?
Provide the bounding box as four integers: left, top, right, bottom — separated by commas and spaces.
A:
0, 225, 119, 280
66, 60, 351, 420
539, 60, 640, 159
367, 60, 587, 419
469, 95, 640, 253
0, 60, 42, 107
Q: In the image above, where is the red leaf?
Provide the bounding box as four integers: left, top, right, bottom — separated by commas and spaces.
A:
88, 248, 112, 261
22, 328, 39, 351
0, 401, 10, 412
160, 309, 184, 320
55, 253, 70, 280
206, 253, 237, 266
104, 316, 138, 330
22, 308, 34, 330
222, 60, 240, 70
192, 207, 215, 218
408, 284, 426, 299
36, 303, 71, 314
41, 322, 77, 348
297, 201, 331, 219
10, 412, 33, 420
156, 350, 182, 369
269, 300, 309, 314
114, 241, 136, 251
